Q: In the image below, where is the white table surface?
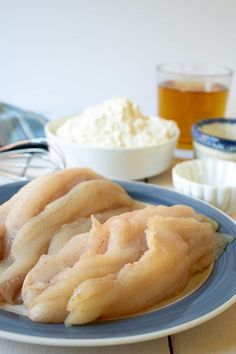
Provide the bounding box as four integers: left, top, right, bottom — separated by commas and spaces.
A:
0, 159, 236, 354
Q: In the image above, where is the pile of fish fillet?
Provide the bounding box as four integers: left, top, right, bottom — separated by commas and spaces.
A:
0, 168, 230, 326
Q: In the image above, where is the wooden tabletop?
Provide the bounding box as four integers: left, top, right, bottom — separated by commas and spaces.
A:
1, 160, 236, 354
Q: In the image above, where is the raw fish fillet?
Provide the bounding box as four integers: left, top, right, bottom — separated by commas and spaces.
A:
22, 232, 88, 304
0, 177, 47, 259
23, 215, 107, 305
1, 168, 103, 258
25, 207, 158, 322
0, 180, 134, 303
47, 207, 138, 255
24, 205, 211, 323
65, 215, 228, 325
11, 180, 133, 258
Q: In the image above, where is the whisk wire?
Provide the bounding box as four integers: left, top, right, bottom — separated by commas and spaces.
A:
0, 139, 65, 183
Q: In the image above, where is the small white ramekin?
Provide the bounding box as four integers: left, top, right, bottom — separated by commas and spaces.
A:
172, 159, 236, 213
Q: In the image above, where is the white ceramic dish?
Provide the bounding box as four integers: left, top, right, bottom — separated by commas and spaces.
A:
45, 117, 179, 180
192, 118, 236, 161
172, 159, 236, 213
193, 141, 236, 161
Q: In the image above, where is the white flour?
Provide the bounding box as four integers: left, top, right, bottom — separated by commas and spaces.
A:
56, 97, 178, 148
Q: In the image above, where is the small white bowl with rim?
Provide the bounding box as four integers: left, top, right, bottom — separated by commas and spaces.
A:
45, 116, 179, 180
192, 118, 236, 161
172, 158, 236, 213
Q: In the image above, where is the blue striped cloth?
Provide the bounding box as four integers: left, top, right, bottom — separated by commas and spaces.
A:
0, 103, 47, 146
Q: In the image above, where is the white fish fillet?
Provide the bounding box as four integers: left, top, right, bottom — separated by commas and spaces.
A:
11, 180, 133, 258
1, 168, 103, 258
22, 232, 88, 304
47, 207, 137, 255
25, 205, 210, 323
0, 180, 134, 303
65, 215, 229, 325
25, 207, 158, 322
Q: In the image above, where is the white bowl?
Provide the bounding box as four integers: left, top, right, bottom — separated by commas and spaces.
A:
172, 159, 236, 213
193, 141, 236, 161
192, 118, 236, 161
45, 117, 179, 180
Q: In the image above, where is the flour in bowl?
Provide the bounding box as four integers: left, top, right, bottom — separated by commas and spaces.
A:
56, 97, 178, 148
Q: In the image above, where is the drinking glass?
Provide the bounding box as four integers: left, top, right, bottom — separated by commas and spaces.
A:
157, 63, 233, 149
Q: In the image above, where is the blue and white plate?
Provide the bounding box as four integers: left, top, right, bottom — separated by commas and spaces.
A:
0, 181, 235, 347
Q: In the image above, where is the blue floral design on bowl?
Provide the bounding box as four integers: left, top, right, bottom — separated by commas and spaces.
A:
192, 118, 236, 153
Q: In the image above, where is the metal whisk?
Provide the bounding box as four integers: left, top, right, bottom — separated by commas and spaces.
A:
0, 138, 65, 183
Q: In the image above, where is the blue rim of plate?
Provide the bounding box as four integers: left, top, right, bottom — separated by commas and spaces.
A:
192, 118, 236, 153
0, 180, 235, 347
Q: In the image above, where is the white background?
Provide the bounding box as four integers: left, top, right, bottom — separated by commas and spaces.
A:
1, 0, 236, 119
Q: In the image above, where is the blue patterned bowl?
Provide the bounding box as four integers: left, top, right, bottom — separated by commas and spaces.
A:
192, 118, 236, 161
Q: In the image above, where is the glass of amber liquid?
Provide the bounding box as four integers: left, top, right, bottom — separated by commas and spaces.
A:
157, 63, 233, 149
